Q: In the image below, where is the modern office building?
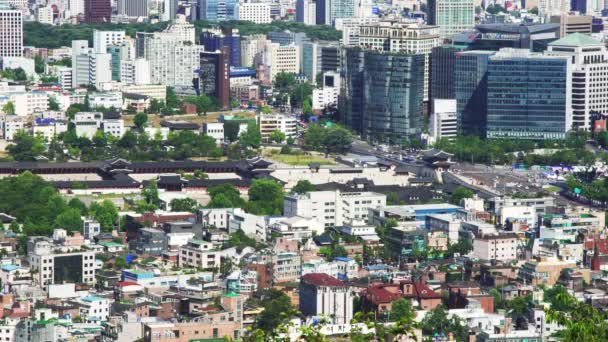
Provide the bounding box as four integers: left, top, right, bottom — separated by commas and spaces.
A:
268, 31, 309, 46
428, 0, 475, 39
198, 0, 237, 21
454, 50, 494, 136
316, 0, 356, 26
486, 48, 572, 140
341, 49, 425, 142
429, 99, 458, 143
258, 114, 297, 142
460, 23, 561, 52
117, 0, 148, 17
161, 0, 177, 21
237, 3, 271, 24
537, 0, 569, 17
430, 45, 465, 104
357, 19, 440, 101
84, 0, 111, 23
0, 3, 22, 58
199, 48, 230, 109
296, 0, 316, 25
28, 237, 97, 286
93, 30, 126, 54
546, 33, 608, 130
550, 14, 592, 37
265, 43, 300, 81
200, 28, 241, 67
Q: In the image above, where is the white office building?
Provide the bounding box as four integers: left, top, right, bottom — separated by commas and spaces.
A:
300, 273, 353, 325
258, 114, 297, 142
473, 233, 518, 261
36, 5, 54, 24
296, 0, 316, 25
117, 0, 148, 17
203, 122, 224, 143
237, 3, 271, 24
28, 237, 97, 286
429, 99, 457, 144
93, 30, 126, 54
284, 190, 386, 227
546, 33, 608, 130
0, 3, 22, 57
265, 43, 300, 81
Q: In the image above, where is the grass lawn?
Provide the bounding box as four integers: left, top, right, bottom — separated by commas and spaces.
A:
267, 153, 336, 166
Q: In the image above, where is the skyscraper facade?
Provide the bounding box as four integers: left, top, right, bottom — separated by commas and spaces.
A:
84, 0, 111, 23
454, 50, 494, 136
198, 0, 237, 21
200, 48, 230, 109
200, 28, 241, 67
341, 49, 425, 142
486, 49, 572, 140
428, 0, 475, 39
0, 3, 22, 57
430, 45, 465, 103
316, 0, 355, 26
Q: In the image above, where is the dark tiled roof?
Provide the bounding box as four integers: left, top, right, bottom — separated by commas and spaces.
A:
302, 273, 346, 287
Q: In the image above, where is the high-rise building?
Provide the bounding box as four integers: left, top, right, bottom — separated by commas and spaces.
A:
537, 0, 569, 17
547, 33, 608, 130
457, 23, 560, 52
237, 3, 271, 24
428, 0, 475, 40
200, 27, 241, 67
265, 43, 300, 81
316, 0, 355, 26
300, 42, 318, 83
146, 36, 204, 87
430, 45, 466, 104
341, 49, 425, 142
93, 30, 126, 54
72, 40, 89, 88
84, 0, 111, 23
117, 0, 148, 17
199, 48, 230, 109
430, 99, 458, 143
550, 14, 592, 38
198, 0, 237, 21
300, 273, 353, 325
68, 0, 84, 17
454, 50, 494, 136
0, 3, 22, 58
268, 31, 309, 46
357, 19, 440, 101
486, 48, 572, 140
162, 0, 177, 21
296, 0, 316, 25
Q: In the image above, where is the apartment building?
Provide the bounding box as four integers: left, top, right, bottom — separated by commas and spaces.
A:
28, 237, 97, 286
300, 273, 353, 324
473, 233, 519, 262
178, 240, 222, 269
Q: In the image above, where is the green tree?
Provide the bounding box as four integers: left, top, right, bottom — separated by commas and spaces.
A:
451, 186, 474, 205
246, 179, 284, 215
89, 200, 118, 232
268, 130, 286, 143
291, 180, 315, 194
239, 122, 262, 148
54, 208, 83, 233
546, 291, 608, 341
322, 125, 352, 154
389, 298, 415, 322
2, 101, 15, 115
169, 198, 199, 212
420, 306, 468, 342
508, 294, 531, 318
7, 131, 46, 161
133, 112, 148, 130
544, 285, 571, 312
114, 255, 126, 270
48, 97, 60, 110
142, 180, 160, 207
68, 198, 88, 216
207, 183, 245, 208
253, 288, 298, 333
303, 124, 326, 150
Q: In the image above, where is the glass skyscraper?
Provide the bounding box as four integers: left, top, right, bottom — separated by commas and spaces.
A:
428, 0, 475, 39
341, 49, 425, 143
486, 49, 572, 140
198, 0, 237, 21
454, 50, 494, 136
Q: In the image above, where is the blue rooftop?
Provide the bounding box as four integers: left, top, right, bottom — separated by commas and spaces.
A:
333, 257, 352, 262
81, 296, 103, 302
1, 265, 19, 272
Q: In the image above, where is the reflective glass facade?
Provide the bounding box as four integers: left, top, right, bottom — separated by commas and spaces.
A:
454, 50, 493, 136
486, 53, 571, 140
341, 49, 425, 143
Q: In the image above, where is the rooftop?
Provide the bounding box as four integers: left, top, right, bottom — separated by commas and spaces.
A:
549, 32, 601, 47
302, 273, 347, 287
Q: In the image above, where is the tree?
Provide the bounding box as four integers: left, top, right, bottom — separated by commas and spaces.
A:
7, 131, 46, 161
508, 294, 531, 318
134, 112, 148, 130
2, 101, 15, 115
230, 97, 240, 109
54, 208, 83, 233
165, 87, 179, 110
291, 180, 315, 194
89, 200, 118, 232
389, 298, 415, 323
546, 291, 608, 341
544, 285, 571, 312
420, 306, 468, 342
142, 181, 160, 207
239, 122, 261, 149
286, 136, 295, 145
246, 179, 284, 215
254, 289, 298, 333
269, 130, 286, 144
48, 96, 60, 110
207, 183, 245, 208
169, 198, 199, 212
322, 125, 352, 154
114, 255, 126, 270
303, 124, 326, 150
451, 186, 474, 205
149, 99, 164, 114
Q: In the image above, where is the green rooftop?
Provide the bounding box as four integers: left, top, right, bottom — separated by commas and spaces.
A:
549, 33, 601, 47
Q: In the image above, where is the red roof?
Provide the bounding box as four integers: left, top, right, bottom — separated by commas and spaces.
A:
363, 285, 402, 305
118, 281, 139, 287
302, 273, 346, 287
585, 238, 608, 255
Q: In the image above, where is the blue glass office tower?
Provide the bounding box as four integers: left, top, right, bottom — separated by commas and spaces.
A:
200, 28, 241, 67
198, 0, 237, 21
454, 50, 494, 136
486, 49, 572, 140
341, 49, 425, 143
